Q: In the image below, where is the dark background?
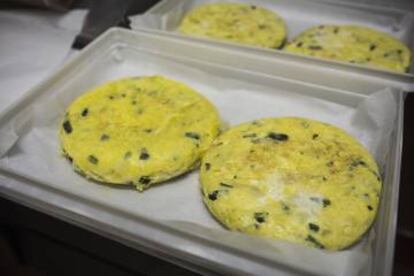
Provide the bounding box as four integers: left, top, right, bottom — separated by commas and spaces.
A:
0, 1, 413, 275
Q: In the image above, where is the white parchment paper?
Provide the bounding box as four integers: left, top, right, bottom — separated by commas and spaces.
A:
0, 45, 398, 275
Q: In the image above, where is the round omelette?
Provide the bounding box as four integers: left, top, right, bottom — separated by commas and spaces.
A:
60, 76, 221, 191
178, 3, 286, 49
284, 25, 411, 73
200, 117, 381, 250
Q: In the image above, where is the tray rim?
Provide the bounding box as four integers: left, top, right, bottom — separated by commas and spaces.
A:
138, 0, 414, 85
0, 27, 404, 276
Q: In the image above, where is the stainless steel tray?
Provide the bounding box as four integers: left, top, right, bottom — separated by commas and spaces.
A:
130, 0, 414, 84
0, 28, 404, 276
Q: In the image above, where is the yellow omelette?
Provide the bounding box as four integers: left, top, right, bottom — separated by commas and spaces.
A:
200, 117, 381, 250
179, 3, 287, 49
60, 76, 221, 191
284, 25, 411, 72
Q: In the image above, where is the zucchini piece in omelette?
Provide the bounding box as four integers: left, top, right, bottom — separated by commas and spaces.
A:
284, 25, 411, 73
200, 118, 382, 250
178, 3, 286, 49
60, 76, 221, 191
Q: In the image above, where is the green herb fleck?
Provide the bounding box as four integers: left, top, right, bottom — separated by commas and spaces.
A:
323, 199, 331, 207
139, 176, 151, 185
254, 212, 269, 223
267, 132, 289, 141
63, 120, 72, 134
185, 132, 200, 140
208, 190, 219, 201
81, 108, 89, 117
349, 159, 367, 170
242, 133, 257, 138
66, 155, 73, 163
281, 202, 290, 211
308, 45, 322, 50
310, 197, 331, 207
306, 235, 325, 249
88, 155, 98, 165
139, 148, 150, 160
100, 134, 110, 141
308, 223, 320, 232
220, 183, 233, 188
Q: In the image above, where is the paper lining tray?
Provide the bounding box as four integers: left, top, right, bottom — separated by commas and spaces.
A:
0, 28, 404, 276
130, 0, 414, 85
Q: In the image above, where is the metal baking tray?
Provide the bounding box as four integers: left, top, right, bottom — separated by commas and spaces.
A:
130, 0, 414, 83
0, 28, 404, 276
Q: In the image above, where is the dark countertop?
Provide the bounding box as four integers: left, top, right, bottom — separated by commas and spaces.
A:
393, 93, 414, 276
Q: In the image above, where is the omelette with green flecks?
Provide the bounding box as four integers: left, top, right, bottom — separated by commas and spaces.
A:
179, 3, 286, 49
284, 25, 411, 72
200, 117, 381, 250
60, 76, 221, 191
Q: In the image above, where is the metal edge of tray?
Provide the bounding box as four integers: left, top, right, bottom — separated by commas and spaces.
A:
148, 0, 413, 15
371, 92, 405, 276
0, 28, 344, 276
0, 27, 404, 276
130, 27, 414, 91
137, 0, 414, 87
